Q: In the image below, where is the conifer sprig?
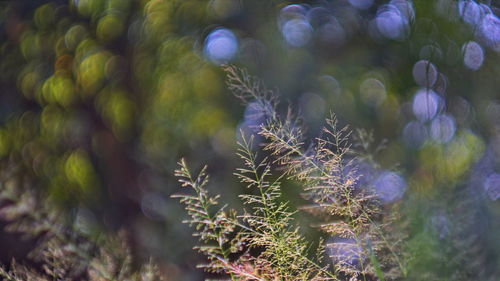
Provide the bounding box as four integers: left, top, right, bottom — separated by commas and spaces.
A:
235, 133, 337, 281
227, 66, 404, 280
174, 137, 338, 280
173, 159, 242, 277
175, 66, 405, 281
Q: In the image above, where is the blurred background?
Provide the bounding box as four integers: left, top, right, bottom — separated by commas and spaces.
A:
0, 0, 499, 280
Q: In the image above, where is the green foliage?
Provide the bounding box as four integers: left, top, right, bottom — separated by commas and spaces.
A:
0, 0, 233, 269
174, 140, 335, 280
0, 163, 164, 281
175, 67, 406, 280
1, 1, 500, 280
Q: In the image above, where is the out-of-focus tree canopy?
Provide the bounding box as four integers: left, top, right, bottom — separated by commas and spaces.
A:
0, 1, 237, 276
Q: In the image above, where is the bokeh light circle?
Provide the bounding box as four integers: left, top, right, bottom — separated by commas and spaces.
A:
203, 27, 238, 64
458, 0, 482, 26
375, 1, 414, 40
412, 60, 438, 87
372, 171, 406, 204
430, 114, 456, 143
479, 13, 500, 51
282, 18, 313, 47
484, 173, 500, 201
348, 0, 374, 10
463, 41, 484, 70
403, 120, 428, 147
412, 89, 441, 122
